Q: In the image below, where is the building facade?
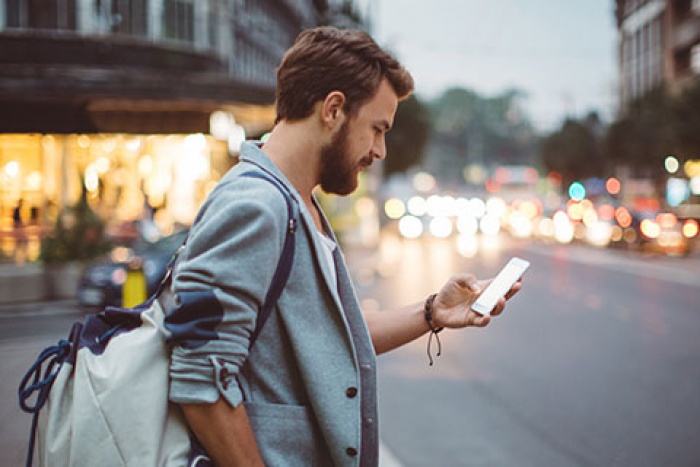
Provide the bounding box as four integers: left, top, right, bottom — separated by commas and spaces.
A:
616, 0, 700, 110
0, 0, 364, 263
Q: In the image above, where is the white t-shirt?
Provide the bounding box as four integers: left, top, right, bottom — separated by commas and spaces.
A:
316, 230, 338, 287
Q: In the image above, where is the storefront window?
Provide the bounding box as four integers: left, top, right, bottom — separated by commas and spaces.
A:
0, 132, 229, 264
1, 134, 49, 263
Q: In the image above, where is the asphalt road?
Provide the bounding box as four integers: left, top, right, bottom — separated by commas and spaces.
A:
1, 235, 699, 466
351, 235, 700, 467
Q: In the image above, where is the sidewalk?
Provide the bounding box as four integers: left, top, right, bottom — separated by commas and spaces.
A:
523, 241, 700, 288
0, 298, 82, 318
0, 262, 45, 305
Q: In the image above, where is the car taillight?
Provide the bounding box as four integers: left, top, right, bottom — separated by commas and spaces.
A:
640, 219, 660, 239
656, 212, 677, 229
683, 219, 699, 238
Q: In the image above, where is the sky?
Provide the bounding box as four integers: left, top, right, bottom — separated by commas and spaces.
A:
366, 0, 618, 132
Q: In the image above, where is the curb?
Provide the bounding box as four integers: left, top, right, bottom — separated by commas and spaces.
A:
0, 299, 85, 319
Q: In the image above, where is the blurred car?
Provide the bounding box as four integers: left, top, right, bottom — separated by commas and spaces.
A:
638, 212, 692, 256
605, 208, 690, 255
77, 229, 188, 308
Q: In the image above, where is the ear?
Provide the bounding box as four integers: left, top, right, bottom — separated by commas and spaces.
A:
321, 91, 346, 128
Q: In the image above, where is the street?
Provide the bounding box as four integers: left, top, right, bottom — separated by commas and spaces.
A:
1, 234, 700, 466
353, 233, 700, 466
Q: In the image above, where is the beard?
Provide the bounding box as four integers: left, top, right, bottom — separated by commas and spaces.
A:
318, 121, 371, 195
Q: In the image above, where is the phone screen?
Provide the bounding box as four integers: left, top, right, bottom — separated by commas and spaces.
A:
471, 257, 529, 315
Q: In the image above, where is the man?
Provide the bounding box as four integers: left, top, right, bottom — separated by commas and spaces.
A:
168, 26, 522, 466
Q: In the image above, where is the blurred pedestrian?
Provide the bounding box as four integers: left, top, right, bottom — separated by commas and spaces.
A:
169, 26, 524, 466
12, 198, 28, 264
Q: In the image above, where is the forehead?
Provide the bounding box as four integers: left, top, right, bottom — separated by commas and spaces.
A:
356, 79, 399, 126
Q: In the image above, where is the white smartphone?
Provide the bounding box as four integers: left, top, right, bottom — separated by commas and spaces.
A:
471, 257, 529, 316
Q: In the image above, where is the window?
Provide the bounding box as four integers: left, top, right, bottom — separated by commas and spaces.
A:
208, 0, 221, 49
692, 43, 700, 74
5, 0, 76, 30
164, 0, 194, 43
106, 0, 148, 37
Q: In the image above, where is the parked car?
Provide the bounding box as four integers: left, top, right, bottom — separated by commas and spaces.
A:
77, 229, 188, 308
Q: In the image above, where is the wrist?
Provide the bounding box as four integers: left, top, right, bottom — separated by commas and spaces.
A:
423, 293, 443, 333
423, 293, 444, 366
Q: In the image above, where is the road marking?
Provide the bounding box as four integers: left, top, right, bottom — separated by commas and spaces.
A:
379, 440, 403, 467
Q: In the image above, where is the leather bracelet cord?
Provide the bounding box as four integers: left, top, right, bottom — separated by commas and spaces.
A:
424, 293, 444, 366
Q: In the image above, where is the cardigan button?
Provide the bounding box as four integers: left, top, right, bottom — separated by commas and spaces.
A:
346, 447, 358, 457
345, 387, 358, 398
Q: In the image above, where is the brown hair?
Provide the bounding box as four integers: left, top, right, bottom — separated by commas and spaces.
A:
274, 26, 414, 124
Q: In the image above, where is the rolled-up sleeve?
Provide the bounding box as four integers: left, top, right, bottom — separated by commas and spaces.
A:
166, 176, 287, 408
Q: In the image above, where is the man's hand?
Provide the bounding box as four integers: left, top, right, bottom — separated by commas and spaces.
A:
431, 273, 523, 329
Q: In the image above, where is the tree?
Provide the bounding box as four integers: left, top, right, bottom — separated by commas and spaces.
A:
604, 87, 677, 179
672, 78, 700, 159
540, 113, 603, 188
40, 187, 111, 264
427, 87, 537, 184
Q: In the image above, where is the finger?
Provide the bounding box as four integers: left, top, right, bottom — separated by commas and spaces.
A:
469, 311, 490, 327
504, 281, 523, 300
490, 298, 506, 316
475, 314, 490, 327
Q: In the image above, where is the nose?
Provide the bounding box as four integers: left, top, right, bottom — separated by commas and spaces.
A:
372, 136, 387, 161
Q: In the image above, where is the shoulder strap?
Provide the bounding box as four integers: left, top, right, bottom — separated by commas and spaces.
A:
238, 170, 298, 350
154, 165, 298, 349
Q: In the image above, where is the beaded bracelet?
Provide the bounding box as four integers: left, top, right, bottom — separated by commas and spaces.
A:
424, 293, 444, 366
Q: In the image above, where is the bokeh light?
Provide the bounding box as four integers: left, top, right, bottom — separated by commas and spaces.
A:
569, 182, 586, 201
398, 216, 423, 238
605, 177, 621, 195
586, 221, 612, 247
407, 196, 427, 216
615, 207, 633, 228
479, 214, 501, 236
683, 219, 699, 238
456, 215, 479, 236
553, 210, 575, 243
413, 172, 437, 192
640, 219, 660, 239
384, 198, 406, 220
664, 155, 680, 174
429, 216, 453, 238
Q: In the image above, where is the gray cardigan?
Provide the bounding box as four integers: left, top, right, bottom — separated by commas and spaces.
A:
168, 142, 378, 466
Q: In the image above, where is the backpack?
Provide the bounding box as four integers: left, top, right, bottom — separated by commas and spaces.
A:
18, 169, 299, 467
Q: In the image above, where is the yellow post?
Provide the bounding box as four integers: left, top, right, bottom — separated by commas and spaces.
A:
122, 258, 147, 308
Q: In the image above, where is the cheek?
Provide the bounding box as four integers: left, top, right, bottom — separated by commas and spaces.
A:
355, 132, 374, 153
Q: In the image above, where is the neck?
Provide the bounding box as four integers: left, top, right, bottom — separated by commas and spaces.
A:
261, 120, 323, 205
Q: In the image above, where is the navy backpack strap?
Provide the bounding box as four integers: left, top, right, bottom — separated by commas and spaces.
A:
156, 165, 298, 344
239, 170, 299, 349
